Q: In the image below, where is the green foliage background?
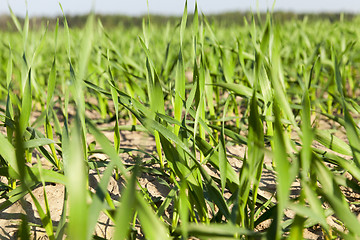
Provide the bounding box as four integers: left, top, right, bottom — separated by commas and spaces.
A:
1, 3, 360, 239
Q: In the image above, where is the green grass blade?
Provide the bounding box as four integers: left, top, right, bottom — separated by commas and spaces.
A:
272, 100, 292, 239
8, 6, 22, 34
87, 161, 117, 240
108, 66, 121, 153
0, 133, 18, 175
87, 120, 127, 175
248, 91, 265, 228
270, 27, 297, 128
334, 54, 360, 167
175, 223, 261, 238
26, 185, 55, 240
46, 59, 57, 111
28, 166, 67, 185
136, 192, 171, 240
315, 160, 360, 236
314, 129, 351, 156
6, 92, 14, 142
6, 45, 12, 88
142, 117, 193, 158
192, 1, 198, 38
205, 68, 216, 118
301, 89, 313, 178
174, 48, 185, 135
45, 115, 60, 168
179, 180, 189, 238
59, 3, 71, 60
23, 138, 55, 149
288, 214, 306, 240
19, 69, 32, 135
18, 214, 31, 240
55, 192, 68, 240
195, 136, 239, 190
213, 82, 263, 101
113, 164, 137, 240
180, 0, 188, 47
22, 9, 29, 52
219, 98, 230, 193
301, 184, 329, 231
62, 118, 88, 240
194, 160, 231, 220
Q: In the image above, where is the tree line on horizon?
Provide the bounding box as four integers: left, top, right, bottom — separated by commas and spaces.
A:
0, 11, 358, 31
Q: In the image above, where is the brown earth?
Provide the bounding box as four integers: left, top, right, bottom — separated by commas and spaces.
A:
0, 102, 359, 239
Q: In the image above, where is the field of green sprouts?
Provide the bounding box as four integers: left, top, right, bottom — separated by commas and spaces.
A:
2, 2, 360, 239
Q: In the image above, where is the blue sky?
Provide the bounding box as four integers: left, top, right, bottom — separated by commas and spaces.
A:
0, 0, 359, 17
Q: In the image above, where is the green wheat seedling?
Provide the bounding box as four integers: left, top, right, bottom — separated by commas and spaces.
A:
1, 2, 360, 240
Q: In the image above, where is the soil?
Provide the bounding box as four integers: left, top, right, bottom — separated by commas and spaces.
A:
0, 103, 359, 240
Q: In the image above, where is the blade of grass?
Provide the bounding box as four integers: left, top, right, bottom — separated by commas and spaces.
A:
314, 129, 351, 156
315, 159, 360, 236
0, 133, 19, 176
62, 117, 88, 240
333, 55, 360, 167
19, 69, 32, 136
301, 88, 313, 179
219, 97, 231, 193
137, 191, 171, 240
272, 100, 292, 239
179, 180, 189, 238
248, 90, 265, 229
87, 160, 117, 240
113, 163, 137, 240
174, 0, 188, 135
174, 222, 261, 238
